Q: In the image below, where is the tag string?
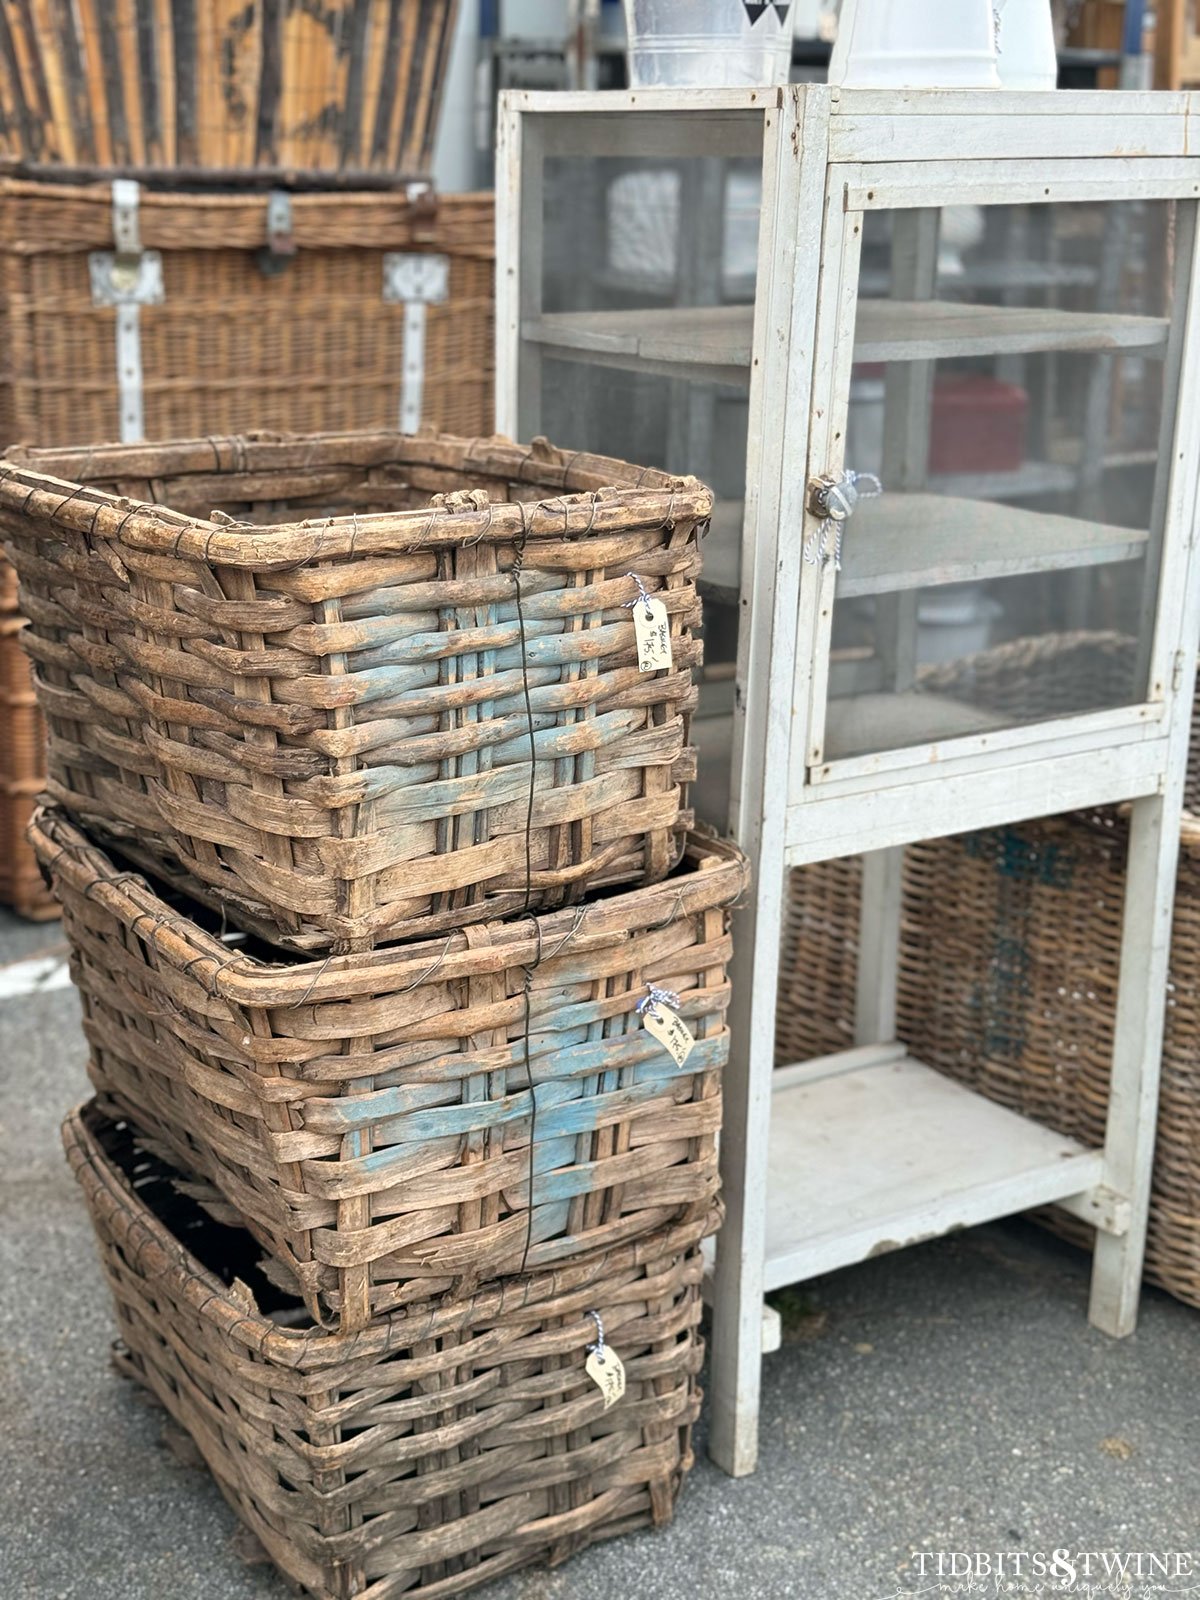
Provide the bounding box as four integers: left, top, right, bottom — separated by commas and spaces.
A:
804, 470, 882, 572
637, 981, 681, 1023
622, 570, 655, 622
586, 1310, 606, 1365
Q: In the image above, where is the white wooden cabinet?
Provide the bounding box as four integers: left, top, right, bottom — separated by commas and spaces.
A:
496, 86, 1200, 1479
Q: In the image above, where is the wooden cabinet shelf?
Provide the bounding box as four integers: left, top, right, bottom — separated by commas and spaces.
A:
839, 493, 1146, 598
763, 1047, 1103, 1291
525, 298, 1168, 384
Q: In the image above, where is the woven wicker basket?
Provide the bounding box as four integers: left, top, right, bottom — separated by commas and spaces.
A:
0, 179, 494, 446
38, 807, 745, 1329
66, 1101, 710, 1600
777, 633, 1200, 1310
6, 431, 709, 952
0, 569, 54, 919
0, 3, 457, 178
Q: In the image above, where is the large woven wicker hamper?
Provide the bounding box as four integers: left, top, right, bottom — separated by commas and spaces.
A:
0, 179, 494, 445
38, 807, 745, 1329
66, 1101, 710, 1600
5, 431, 708, 952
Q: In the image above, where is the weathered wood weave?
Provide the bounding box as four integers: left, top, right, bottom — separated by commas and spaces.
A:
66, 1101, 710, 1600
0, 2, 457, 177
0, 181, 494, 446
0, 563, 53, 918
6, 431, 709, 952
777, 632, 1200, 1310
38, 808, 745, 1329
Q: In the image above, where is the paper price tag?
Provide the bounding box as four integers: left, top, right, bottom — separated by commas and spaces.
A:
633, 598, 673, 673
586, 1347, 627, 1410
642, 1004, 696, 1068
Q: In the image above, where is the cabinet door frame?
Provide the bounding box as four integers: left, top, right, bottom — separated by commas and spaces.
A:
792, 159, 1200, 805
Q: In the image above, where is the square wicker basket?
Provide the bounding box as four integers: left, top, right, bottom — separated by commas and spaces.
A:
39, 807, 745, 1330
5, 431, 709, 952
66, 1101, 711, 1600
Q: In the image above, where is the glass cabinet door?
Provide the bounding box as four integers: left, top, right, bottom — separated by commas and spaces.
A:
507, 102, 773, 825
809, 193, 1190, 773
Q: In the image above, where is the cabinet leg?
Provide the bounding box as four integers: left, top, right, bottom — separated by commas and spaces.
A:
855, 845, 905, 1047
708, 878, 777, 1478
1088, 792, 1179, 1337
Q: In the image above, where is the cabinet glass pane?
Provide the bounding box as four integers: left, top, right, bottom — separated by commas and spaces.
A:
824, 198, 1185, 764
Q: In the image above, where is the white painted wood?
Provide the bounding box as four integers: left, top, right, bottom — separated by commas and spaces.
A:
1089, 200, 1200, 1338
499, 84, 1200, 1482
786, 740, 1169, 865
763, 1055, 1105, 1291
521, 298, 1166, 385
828, 89, 1195, 163
700, 1256, 786, 1355
773, 1040, 908, 1091
854, 848, 904, 1045
856, 299, 1169, 361
494, 101, 521, 438
845, 156, 1200, 210
837, 494, 1148, 598
709, 88, 829, 1482
811, 701, 1163, 788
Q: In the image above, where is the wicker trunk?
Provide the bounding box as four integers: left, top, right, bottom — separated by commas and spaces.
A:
0, 178, 494, 920
0, 179, 494, 446
3, 431, 704, 951
66, 1101, 710, 1600
38, 806, 745, 1329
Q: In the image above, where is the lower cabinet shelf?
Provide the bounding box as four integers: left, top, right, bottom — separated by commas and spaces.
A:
763, 1045, 1104, 1293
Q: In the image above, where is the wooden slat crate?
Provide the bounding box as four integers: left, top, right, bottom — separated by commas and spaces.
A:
0, 2, 458, 177
6, 432, 706, 952
66, 1101, 711, 1600
40, 809, 746, 1329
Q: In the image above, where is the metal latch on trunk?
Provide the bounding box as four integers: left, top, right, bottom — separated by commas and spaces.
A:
257, 190, 296, 275
382, 252, 451, 435
88, 180, 164, 443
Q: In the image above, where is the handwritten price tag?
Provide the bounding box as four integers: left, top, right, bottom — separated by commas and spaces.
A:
633, 598, 673, 673
586, 1347, 627, 1409
643, 1004, 696, 1067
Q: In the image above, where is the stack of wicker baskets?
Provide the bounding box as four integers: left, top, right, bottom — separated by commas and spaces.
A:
5, 423, 746, 1597
0, 0, 495, 919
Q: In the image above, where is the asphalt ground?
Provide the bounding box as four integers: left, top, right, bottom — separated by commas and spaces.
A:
1, 907, 1196, 1600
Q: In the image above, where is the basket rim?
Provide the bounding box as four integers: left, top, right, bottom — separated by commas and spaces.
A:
32, 805, 747, 1006
0, 431, 714, 566
64, 1098, 717, 1367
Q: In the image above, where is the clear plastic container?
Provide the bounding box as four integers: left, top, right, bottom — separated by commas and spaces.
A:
623, 0, 793, 87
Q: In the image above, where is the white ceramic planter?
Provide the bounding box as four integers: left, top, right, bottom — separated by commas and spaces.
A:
829, 0, 1001, 88
995, 0, 1058, 90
